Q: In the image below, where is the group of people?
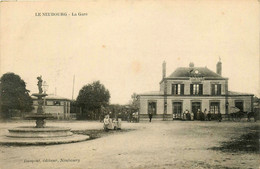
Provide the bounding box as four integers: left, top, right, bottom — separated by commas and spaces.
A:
183, 108, 222, 122
128, 112, 139, 123
103, 114, 122, 131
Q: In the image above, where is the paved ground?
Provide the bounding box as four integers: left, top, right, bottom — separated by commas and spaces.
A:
0, 120, 259, 169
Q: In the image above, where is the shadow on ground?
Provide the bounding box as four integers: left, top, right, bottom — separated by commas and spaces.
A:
211, 125, 259, 153
72, 129, 135, 140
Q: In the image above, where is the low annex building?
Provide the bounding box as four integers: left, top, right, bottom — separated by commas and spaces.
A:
32, 94, 73, 120
138, 60, 254, 120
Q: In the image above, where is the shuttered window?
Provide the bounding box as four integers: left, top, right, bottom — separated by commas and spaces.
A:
211, 84, 221, 95
190, 84, 203, 95
172, 84, 184, 95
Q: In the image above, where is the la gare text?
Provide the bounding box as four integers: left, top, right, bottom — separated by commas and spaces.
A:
35, 12, 88, 16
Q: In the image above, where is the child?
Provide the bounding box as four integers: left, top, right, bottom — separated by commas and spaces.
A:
103, 115, 110, 131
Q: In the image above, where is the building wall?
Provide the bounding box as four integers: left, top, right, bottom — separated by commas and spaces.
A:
139, 95, 165, 115
32, 100, 71, 120
227, 96, 252, 112
139, 95, 252, 120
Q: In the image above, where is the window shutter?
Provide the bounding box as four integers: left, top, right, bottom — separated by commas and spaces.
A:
217, 84, 221, 95
190, 84, 193, 95
211, 84, 215, 95
172, 84, 175, 95
199, 84, 203, 95
181, 84, 184, 95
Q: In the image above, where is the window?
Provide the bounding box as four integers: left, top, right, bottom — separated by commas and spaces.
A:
46, 101, 54, 106
211, 84, 221, 95
172, 84, 184, 95
190, 84, 203, 95
210, 102, 220, 114
53, 101, 61, 105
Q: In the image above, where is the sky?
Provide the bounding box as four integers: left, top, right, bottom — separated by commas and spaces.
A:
0, 0, 259, 104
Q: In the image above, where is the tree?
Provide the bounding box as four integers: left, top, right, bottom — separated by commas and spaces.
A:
76, 81, 110, 120
0, 73, 33, 118
129, 93, 139, 111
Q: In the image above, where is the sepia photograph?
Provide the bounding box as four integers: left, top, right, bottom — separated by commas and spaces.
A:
0, 0, 259, 169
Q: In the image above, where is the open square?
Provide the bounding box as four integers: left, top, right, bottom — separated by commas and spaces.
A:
1, 1, 259, 169
0, 120, 259, 169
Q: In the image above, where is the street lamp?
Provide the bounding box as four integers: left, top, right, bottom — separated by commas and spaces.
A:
42, 81, 49, 113
42, 81, 49, 94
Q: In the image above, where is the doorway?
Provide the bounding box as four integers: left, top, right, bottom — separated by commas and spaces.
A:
148, 102, 157, 115
235, 101, 243, 111
192, 102, 201, 120
172, 102, 182, 119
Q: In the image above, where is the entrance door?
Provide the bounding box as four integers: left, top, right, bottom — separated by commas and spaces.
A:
173, 102, 182, 119
235, 101, 243, 111
192, 102, 201, 120
148, 102, 157, 115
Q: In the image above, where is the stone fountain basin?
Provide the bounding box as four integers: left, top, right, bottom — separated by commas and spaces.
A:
32, 93, 48, 97
0, 126, 90, 145
25, 113, 54, 120
0, 134, 90, 145
7, 126, 73, 138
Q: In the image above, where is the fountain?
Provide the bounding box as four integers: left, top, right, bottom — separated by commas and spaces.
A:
0, 76, 89, 145
27, 76, 53, 128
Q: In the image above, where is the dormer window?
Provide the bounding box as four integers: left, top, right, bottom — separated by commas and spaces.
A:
172, 84, 184, 95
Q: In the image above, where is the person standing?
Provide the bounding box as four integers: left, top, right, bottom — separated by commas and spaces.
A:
148, 112, 153, 122
191, 111, 194, 121
204, 108, 208, 121
103, 114, 110, 131
207, 110, 212, 121
218, 112, 222, 122
196, 109, 201, 120
183, 109, 189, 120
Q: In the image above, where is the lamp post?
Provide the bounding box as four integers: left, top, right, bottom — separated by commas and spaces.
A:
226, 102, 229, 120
42, 81, 49, 113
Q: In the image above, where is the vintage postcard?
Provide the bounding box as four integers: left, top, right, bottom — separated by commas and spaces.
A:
0, 0, 259, 169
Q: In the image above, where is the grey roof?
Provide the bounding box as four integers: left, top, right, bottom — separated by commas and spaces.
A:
31, 94, 71, 101
167, 67, 224, 79
138, 91, 163, 96
228, 91, 254, 96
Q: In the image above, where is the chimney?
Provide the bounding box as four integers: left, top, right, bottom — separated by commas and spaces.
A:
216, 58, 222, 75
162, 61, 166, 79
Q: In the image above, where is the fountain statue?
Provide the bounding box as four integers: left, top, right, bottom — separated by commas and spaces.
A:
37, 76, 43, 94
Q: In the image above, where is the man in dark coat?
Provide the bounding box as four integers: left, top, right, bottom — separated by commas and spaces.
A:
207, 111, 212, 121
217, 112, 222, 122
148, 112, 153, 122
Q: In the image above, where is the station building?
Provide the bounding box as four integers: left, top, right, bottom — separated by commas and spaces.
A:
138, 61, 254, 120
